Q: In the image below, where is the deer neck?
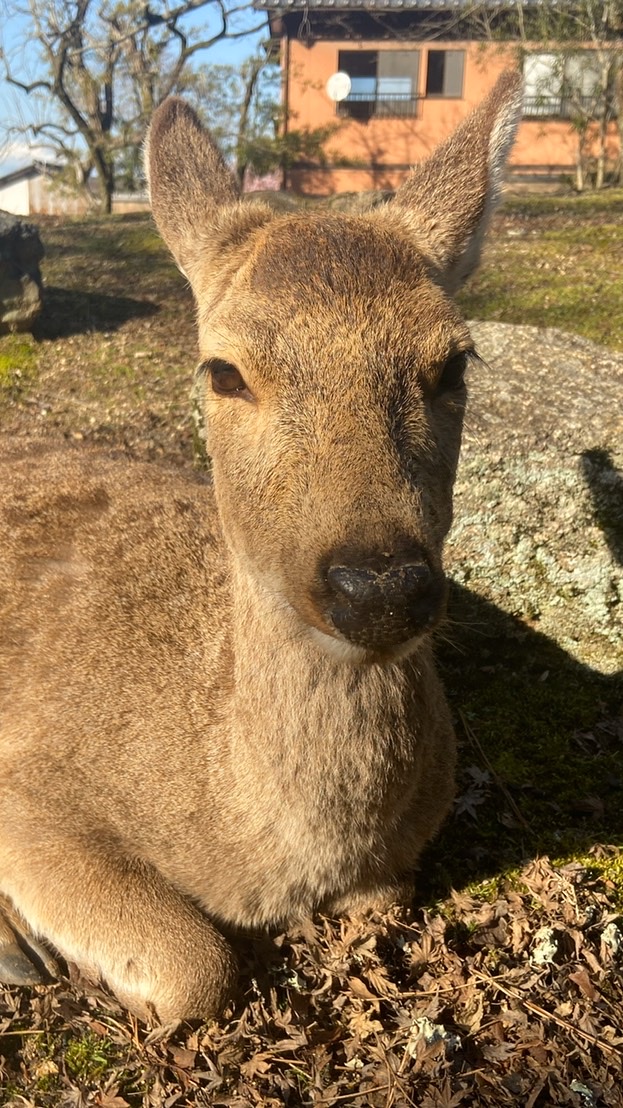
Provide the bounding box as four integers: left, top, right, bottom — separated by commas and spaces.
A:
226, 564, 426, 785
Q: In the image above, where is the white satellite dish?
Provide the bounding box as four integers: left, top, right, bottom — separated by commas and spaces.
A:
326, 71, 352, 102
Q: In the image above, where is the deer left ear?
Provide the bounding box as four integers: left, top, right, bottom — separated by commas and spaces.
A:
389, 71, 523, 294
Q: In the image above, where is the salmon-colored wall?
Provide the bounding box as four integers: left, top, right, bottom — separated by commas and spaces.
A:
285, 38, 618, 194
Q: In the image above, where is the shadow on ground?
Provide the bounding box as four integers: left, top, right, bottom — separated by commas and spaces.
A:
420, 447, 623, 900
34, 286, 158, 339
582, 447, 623, 565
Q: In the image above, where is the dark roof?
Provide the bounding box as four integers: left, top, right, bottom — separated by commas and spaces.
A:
255, 0, 547, 8
0, 161, 62, 188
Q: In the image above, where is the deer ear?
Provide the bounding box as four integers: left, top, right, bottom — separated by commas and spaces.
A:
145, 98, 270, 281
391, 71, 523, 293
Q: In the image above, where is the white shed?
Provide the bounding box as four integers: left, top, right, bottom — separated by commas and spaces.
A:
0, 163, 89, 216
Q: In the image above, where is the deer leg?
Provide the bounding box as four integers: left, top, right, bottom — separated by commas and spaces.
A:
0, 836, 237, 1024
327, 878, 415, 919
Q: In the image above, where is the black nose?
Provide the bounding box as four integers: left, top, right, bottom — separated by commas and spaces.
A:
325, 552, 445, 650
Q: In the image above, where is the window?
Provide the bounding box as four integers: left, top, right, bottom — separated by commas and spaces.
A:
523, 52, 617, 119
337, 50, 420, 119
425, 50, 465, 98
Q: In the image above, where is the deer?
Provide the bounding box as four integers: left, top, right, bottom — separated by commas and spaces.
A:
0, 72, 522, 1024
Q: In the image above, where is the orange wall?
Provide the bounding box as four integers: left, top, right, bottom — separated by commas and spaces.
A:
285, 38, 618, 194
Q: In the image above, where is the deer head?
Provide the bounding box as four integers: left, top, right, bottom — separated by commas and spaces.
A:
145, 74, 522, 663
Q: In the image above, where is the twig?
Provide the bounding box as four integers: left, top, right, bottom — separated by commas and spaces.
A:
459, 709, 532, 832
0, 1027, 69, 1036
472, 969, 623, 1058
369, 973, 509, 1002
317, 1085, 391, 1104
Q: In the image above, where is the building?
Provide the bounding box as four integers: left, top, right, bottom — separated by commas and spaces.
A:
0, 163, 90, 217
0, 162, 149, 217
257, 0, 620, 194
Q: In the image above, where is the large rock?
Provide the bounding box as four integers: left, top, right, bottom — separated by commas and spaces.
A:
321, 189, 394, 213
0, 210, 44, 334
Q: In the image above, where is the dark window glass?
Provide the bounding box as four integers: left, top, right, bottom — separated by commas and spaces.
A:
339, 50, 377, 81
426, 51, 445, 96
426, 50, 464, 98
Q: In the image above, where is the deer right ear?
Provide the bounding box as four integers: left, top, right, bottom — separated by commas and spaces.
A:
390, 71, 523, 294
145, 98, 269, 282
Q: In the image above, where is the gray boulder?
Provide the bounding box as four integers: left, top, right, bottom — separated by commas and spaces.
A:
321, 189, 394, 213
0, 210, 44, 334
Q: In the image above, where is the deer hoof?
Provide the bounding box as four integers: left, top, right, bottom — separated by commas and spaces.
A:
0, 919, 60, 986
0, 937, 48, 985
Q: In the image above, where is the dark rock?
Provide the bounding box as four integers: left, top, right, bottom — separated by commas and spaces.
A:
243, 190, 301, 213
0, 210, 45, 334
321, 189, 395, 213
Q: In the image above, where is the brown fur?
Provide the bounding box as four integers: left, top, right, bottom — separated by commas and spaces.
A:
0, 74, 522, 1023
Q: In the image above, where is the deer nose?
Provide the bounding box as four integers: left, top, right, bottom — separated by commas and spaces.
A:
325, 553, 445, 649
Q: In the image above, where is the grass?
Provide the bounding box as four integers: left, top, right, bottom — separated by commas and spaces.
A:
458, 189, 623, 351
0, 335, 39, 399
63, 1030, 118, 1082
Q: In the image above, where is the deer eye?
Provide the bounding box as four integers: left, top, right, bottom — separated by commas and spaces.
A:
203, 359, 252, 399
437, 352, 468, 393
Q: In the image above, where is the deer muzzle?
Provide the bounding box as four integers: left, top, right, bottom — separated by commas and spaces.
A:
323, 551, 446, 650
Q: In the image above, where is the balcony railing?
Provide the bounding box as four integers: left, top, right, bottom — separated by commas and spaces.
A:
337, 92, 421, 119
524, 94, 618, 120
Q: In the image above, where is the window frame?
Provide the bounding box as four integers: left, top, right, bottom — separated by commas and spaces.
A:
336, 48, 421, 119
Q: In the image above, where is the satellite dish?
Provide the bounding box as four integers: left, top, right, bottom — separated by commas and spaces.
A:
326, 71, 352, 102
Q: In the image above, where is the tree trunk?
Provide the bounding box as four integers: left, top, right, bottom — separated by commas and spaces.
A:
596, 117, 607, 189
615, 60, 623, 186
575, 126, 587, 192
92, 147, 115, 213
595, 59, 612, 190
235, 56, 265, 190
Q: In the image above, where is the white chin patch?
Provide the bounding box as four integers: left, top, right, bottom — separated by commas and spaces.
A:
309, 628, 369, 663
309, 626, 421, 664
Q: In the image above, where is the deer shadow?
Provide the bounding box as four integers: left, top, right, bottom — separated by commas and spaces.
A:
34, 286, 158, 340
419, 447, 623, 899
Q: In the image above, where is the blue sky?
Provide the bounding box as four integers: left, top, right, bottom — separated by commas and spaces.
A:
0, 1, 268, 174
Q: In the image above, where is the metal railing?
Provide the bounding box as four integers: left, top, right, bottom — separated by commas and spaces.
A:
524, 94, 618, 120
337, 92, 421, 118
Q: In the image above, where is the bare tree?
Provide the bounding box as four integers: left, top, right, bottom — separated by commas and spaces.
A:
465, 0, 623, 189
0, 0, 266, 211
182, 49, 339, 191
523, 0, 621, 189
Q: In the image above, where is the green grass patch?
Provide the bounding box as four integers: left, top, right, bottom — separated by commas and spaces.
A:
504, 188, 623, 219
63, 1031, 116, 1083
0, 335, 39, 398
459, 196, 623, 350
459, 225, 623, 350
39, 212, 179, 294
0, 1023, 146, 1106
121, 224, 166, 255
